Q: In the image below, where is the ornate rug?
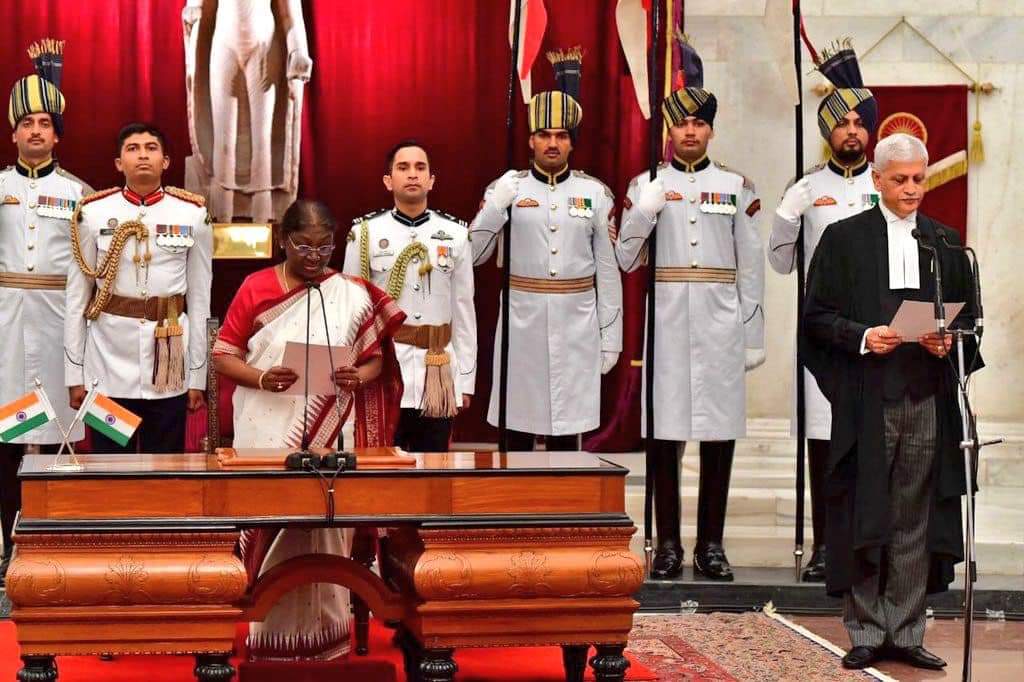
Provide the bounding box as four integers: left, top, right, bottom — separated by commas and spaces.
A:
626, 611, 894, 681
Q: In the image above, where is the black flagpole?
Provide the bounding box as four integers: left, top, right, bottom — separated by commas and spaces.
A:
499, 0, 523, 453
793, 0, 808, 581
643, 0, 663, 578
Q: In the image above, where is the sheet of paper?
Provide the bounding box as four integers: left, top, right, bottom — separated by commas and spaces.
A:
280, 342, 355, 396
888, 301, 965, 341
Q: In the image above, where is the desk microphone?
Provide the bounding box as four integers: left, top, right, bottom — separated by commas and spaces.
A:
285, 282, 318, 470
911, 228, 945, 334
312, 282, 357, 471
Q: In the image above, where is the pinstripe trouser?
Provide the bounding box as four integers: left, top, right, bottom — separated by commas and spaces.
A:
843, 393, 937, 649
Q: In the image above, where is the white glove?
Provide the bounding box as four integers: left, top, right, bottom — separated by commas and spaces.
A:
489, 170, 520, 211
601, 351, 619, 375
744, 348, 766, 371
637, 178, 666, 220
776, 177, 814, 222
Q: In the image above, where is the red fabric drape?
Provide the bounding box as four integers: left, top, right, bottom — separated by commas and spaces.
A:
868, 84, 969, 241
1, 0, 654, 449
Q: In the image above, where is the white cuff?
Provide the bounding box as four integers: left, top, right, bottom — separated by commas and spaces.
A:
860, 329, 871, 355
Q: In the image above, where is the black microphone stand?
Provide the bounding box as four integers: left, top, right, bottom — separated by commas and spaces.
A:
917, 229, 1001, 681
312, 283, 356, 473
285, 282, 317, 470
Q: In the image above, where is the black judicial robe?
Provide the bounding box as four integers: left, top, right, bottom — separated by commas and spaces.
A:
800, 206, 981, 597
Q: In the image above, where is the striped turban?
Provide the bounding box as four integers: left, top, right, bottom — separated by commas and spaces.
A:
815, 39, 877, 139
8, 74, 64, 131
662, 87, 717, 127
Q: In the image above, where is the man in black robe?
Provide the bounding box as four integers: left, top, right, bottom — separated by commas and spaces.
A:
801, 133, 981, 671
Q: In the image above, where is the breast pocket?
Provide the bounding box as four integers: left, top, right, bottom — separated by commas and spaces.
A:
369, 246, 396, 273
96, 233, 114, 257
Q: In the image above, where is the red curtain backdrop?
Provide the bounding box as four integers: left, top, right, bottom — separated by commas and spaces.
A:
868, 84, 969, 241
0, 0, 658, 447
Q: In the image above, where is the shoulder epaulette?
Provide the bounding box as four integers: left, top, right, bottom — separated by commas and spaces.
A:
432, 209, 467, 227
571, 170, 614, 200
1, 165, 12, 173
80, 187, 120, 206
515, 169, 529, 178
714, 161, 755, 191
351, 208, 388, 225
55, 167, 94, 194
165, 186, 206, 207
806, 161, 827, 175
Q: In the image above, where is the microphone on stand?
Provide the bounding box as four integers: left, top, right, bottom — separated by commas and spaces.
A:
285, 281, 319, 470
938, 233, 983, 337
912, 228, 945, 334
313, 283, 356, 471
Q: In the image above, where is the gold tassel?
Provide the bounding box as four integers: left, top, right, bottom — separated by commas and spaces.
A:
969, 120, 984, 164
166, 326, 185, 393
153, 327, 170, 391
421, 351, 457, 419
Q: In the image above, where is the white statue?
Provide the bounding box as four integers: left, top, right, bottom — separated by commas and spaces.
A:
182, 0, 312, 223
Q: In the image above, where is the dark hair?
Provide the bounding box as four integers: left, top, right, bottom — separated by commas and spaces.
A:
117, 122, 168, 155
279, 199, 337, 239
385, 139, 430, 174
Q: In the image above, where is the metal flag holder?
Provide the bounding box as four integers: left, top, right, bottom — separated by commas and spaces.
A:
46, 379, 99, 472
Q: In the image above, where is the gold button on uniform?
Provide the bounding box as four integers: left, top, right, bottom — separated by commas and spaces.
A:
690, 239, 698, 246
549, 225, 558, 232
549, 269, 557, 277
28, 202, 37, 209
550, 203, 557, 211
690, 261, 698, 268
28, 224, 35, 230
27, 244, 34, 250
550, 247, 558, 254
26, 264, 34, 271
689, 217, 696, 224
688, 176, 696, 183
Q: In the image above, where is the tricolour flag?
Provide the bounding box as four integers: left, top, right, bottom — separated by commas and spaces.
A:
0, 390, 56, 442
84, 393, 141, 447
510, 0, 548, 103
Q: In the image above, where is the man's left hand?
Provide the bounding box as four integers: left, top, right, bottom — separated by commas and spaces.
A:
919, 332, 952, 358
460, 394, 472, 411
187, 389, 206, 412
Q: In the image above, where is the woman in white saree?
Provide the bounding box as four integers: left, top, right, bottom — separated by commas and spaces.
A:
213, 200, 404, 661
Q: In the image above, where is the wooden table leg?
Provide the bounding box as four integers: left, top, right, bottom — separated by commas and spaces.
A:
395, 626, 422, 682
194, 654, 236, 681
589, 644, 629, 682
17, 655, 56, 682
562, 644, 589, 682
418, 648, 457, 682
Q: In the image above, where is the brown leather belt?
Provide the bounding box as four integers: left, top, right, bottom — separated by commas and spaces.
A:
394, 323, 452, 352
509, 274, 595, 294
0, 272, 67, 290
655, 266, 736, 284
100, 293, 187, 321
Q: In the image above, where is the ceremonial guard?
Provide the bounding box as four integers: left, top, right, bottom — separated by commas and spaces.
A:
65, 123, 212, 453
343, 140, 476, 452
769, 40, 880, 582
617, 42, 765, 580
0, 40, 91, 581
470, 48, 622, 451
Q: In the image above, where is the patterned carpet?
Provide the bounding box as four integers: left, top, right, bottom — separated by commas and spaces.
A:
627, 612, 884, 681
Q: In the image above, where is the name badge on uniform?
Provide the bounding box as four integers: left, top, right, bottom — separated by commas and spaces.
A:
36, 195, 77, 220
155, 224, 195, 252
436, 244, 452, 270
568, 197, 593, 218
863, 193, 880, 207
699, 192, 737, 215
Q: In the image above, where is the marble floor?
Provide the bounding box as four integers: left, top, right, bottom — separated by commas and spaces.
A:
792, 614, 1024, 682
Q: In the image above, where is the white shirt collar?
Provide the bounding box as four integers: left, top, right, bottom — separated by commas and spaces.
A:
878, 202, 921, 290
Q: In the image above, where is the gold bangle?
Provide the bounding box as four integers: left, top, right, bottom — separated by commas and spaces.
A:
257, 369, 269, 391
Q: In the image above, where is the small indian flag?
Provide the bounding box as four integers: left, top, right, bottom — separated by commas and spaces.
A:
0, 390, 56, 442
84, 393, 141, 447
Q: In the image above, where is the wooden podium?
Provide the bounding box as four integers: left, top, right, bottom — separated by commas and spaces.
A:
9, 450, 642, 681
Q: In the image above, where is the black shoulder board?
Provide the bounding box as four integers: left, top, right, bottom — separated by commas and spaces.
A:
351, 208, 388, 225
432, 209, 467, 227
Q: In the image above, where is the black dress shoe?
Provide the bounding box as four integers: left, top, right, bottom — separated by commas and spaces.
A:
692, 542, 734, 581
650, 542, 683, 579
891, 646, 946, 670
801, 545, 826, 583
841, 646, 880, 669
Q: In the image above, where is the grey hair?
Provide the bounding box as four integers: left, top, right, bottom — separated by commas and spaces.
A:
873, 133, 928, 172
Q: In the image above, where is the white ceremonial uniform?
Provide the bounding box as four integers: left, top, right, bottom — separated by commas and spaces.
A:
617, 156, 764, 441
64, 187, 213, 399
343, 208, 477, 408
768, 158, 877, 439
0, 160, 91, 443
470, 166, 623, 435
